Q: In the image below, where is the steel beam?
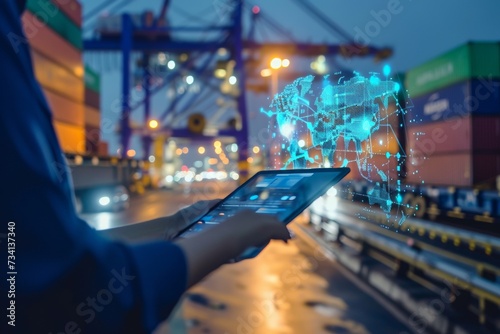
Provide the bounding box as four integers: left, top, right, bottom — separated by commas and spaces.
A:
233, 0, 250, 180
120, 14, 132, 158
141, 53, 152, 160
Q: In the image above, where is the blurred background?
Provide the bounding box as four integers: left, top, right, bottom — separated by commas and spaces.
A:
22, 0, 500, 333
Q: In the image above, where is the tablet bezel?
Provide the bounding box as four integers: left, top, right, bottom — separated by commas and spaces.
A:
175, 167, 350, 238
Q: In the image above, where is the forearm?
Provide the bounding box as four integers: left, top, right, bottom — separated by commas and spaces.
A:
175, 223, 248, 288
98, 217, 172, 242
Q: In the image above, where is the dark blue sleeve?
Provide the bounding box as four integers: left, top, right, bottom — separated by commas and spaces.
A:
0, 1, 187, 333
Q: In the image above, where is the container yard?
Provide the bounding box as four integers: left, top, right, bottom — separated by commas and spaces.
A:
2, 1, 500, 333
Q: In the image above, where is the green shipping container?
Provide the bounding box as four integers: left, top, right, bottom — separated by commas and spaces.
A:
26, 0, 82, 50
84, 66, 100, 93
405, 42, 500, 98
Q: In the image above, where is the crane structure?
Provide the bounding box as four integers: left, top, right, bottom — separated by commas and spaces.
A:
83, 0, 392, 179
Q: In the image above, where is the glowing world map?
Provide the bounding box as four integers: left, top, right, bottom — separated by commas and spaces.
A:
261, 68, 419, 226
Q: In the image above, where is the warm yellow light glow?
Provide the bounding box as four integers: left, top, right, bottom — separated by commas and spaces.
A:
148, 119, 159, 129
270, 57, 282, 69
252, 146, 260, 154
175, 148, 182, 155
260, 68, 272, 77
214, 140, 221, 148
214, 68, 226, 78
126, 149, 136, 157
198, 146, 206, 154
182, 147, 189, 154
217, 48, 228, 56
247, 157, 254, 163
281, 58, 290, 67
208, 158, 218, 165
74, 66, 84, 77
215, 147, 222, 154
74, 155, 83, 165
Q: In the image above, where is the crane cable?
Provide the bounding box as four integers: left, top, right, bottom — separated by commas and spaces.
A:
291, 0, 354, 43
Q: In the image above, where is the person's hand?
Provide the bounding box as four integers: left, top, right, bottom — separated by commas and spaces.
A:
163, 199, 221, 240
219, 210, 292, 262
175, 210, 291, 287
219, 210, 291, 250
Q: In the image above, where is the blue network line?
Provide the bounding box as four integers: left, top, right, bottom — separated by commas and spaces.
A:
261, 69, 420, 225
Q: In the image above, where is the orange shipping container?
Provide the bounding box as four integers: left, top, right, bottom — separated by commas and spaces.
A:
84, 106, 101, 128
32, 50, 84, 103
22, 12, 82, 77
53, 120, 85, 153
44, 89, 84, 127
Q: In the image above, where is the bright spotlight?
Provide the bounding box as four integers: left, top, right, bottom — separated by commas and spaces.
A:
148, 119, 159, 129
270, 57, 282, 69
279, 123, 294, 138
99, 196, 110, 206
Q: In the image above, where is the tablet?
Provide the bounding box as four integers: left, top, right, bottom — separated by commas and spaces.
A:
176, 168, 350, 247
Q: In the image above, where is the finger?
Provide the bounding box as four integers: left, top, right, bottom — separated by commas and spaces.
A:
186, 199, 220, 214
268, 223, 291, 241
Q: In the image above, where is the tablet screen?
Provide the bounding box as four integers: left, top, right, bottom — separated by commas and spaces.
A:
178, 168, 349, 238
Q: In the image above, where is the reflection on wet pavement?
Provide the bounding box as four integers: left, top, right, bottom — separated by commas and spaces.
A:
160, 227, 371, 334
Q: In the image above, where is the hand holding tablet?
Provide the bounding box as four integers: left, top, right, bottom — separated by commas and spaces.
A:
176, 168, 350, 260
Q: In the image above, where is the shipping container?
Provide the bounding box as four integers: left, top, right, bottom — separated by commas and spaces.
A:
407, 115, 500, 155
50, 0, 82, 27
53, 120, 85, 153
84, 66, 101, 93
98, 141, 109, 156
334, 154, 402, 183
44, 89, 84, 127
84, 88, 100, 109
22, 12, 82, 77
333, 135, 403, 183
32, 50, 84, 103
407, 79, 500, 125
85, 125, 100, 154
85, 106, 101, 128
405, 42, 500, 98
407, 152, 500, 187
26, 0, 82, 49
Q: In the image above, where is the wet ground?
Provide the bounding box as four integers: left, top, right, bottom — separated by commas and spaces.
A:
161, 233, 411, 333
83, 183, 413, 333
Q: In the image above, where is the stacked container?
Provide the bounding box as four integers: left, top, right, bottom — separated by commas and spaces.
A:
23, 0, 86, 153
333, 74, 406, 184
405, 42, 500, 187
84, 66, 102, 155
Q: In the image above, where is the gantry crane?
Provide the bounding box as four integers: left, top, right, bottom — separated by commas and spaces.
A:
83, 0, 392, 179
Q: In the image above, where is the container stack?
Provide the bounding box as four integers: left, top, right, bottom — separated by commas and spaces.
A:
84, 66, 103, 155
333, 74, 406, 183
405, 42, 500, 187
23, 0, 85, 153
